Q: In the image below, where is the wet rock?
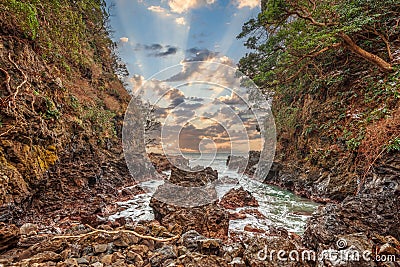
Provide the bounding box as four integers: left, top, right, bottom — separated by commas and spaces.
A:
229, 212, 247, 220
219, 187, 258, 209
241, 209, 266, 219
0, 223, 19, 252
303, 182, 400, 251
244, 225, 266, 234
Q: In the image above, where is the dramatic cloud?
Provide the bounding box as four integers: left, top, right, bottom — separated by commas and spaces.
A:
176, 121, 229, 152
152, 47, 178, 57
168, 0, 216, 14
119, 37, 129, 43
185, 48, 218, 62
134, 43, 178, 57
234, 0, 260, 9
165, 48, 219, 82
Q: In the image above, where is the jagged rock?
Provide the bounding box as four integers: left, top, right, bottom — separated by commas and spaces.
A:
149, 245, 177, 266
169, 166, 218, 187
303, 183, 400, 251
0, 222, 19, 252
148, 153, 189, 173
226, 151, 260, 176
150, 197, 229, 240
219, 187, 259, 209
180, 230, 222, 255
113, 232, 138, 247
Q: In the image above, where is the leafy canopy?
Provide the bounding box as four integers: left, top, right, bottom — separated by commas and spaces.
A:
238, 0, 400, 89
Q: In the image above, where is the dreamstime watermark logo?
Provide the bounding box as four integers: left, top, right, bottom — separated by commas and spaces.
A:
123, 61, 276, 207
257, 239, 397, 263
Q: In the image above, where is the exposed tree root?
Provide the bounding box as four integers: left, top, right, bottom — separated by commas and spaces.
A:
7, 52, 28, 103
52, 224, 180, 243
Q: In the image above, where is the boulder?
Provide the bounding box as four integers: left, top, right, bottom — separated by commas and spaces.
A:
150, 197, 230, 240
219, 187, 259, 209
169, 166, 218, 187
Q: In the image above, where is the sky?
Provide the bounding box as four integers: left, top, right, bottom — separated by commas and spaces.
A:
106, 0, 261, 79
106, 0, 272, 155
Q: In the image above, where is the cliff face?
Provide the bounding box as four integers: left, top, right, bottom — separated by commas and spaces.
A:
0, 0, 133, 223
239, 1, 400, 260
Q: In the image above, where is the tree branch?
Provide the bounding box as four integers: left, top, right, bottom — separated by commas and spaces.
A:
292, 11, 338, 27
338, 33, 393, 72
367, 26, 393, 62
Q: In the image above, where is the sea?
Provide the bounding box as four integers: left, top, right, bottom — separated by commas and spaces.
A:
109, 152, 319, 234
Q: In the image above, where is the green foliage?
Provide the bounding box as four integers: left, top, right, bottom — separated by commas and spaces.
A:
45, 98, 61, 120
82, 106, 116, 138
5, 0, 39, 39
238, 0, 399, 91
386, 137, 400, 153
275, 106, 299, 134
1, 0, 116, 76
68, 95, 79, 110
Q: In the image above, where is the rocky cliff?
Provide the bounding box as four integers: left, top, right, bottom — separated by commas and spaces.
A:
0, 0, 134, 225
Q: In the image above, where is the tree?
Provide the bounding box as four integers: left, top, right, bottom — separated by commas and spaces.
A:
238, 0, 399, 88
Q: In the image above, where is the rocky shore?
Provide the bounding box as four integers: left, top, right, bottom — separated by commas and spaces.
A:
0, 152, 398, 266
